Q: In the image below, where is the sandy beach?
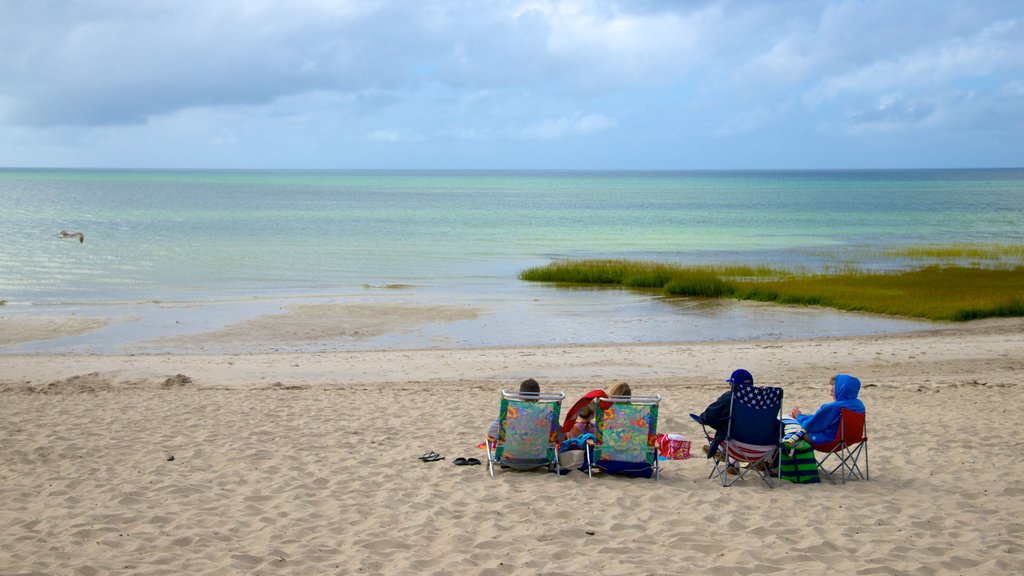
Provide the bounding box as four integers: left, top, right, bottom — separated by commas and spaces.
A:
2, 313, 1023, 575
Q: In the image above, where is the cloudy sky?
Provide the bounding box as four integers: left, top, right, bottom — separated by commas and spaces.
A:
1, 0, 1022, 169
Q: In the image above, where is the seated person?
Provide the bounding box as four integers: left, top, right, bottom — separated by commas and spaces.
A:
486, 378, 561, 471
566, 401, 596, 439
608, 381, 631, 399
557, 400, 597, 470
486, 378, 541, 443
556, 390, 608, 471
787, 374, 865, 445
560, 388, 608, 438
595, 381, 663, 478
693, 369, 752, 459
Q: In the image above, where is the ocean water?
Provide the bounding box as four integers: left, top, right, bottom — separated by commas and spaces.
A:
1, 168, 1022, 351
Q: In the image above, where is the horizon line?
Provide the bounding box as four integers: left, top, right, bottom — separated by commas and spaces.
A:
3, 165, 1023, 173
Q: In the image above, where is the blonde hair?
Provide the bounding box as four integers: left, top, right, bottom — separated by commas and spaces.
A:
609, 382, 632, 398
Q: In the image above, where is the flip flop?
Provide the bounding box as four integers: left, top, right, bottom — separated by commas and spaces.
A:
453, 457, 469, 466
420, 451, 444, 462
466, 458, 481, 466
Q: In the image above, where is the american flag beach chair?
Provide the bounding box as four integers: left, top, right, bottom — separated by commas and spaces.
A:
485, 390, 564, 478
699, 382, 784, 488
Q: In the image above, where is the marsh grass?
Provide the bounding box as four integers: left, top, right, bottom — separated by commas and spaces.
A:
521, 259, 788, 285
732, 266, 1024, 321
520, 258, 1024, 321
880, 243, 1024, 264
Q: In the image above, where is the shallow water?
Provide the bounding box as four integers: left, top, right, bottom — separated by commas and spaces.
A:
1, 284, 934, 354
0, 168, 1018, 351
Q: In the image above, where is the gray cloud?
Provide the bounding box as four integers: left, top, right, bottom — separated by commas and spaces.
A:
0, 0, 1022, 168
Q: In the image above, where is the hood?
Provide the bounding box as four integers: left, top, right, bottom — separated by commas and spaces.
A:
834, 374, 861, 401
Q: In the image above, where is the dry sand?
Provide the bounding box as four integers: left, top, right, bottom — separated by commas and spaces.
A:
1, 314, 1022, 574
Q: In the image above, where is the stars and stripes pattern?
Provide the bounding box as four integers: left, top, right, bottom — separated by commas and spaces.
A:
735, 382, 782, 410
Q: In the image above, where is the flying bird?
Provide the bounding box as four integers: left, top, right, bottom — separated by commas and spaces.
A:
58, 230, 84, 243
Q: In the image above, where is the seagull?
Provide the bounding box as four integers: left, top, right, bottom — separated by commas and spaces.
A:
58, 230, 84, 243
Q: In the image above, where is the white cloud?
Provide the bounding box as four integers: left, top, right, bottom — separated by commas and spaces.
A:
842, 92, 937, 134
519, 113, 616, 139
805, 18, 1022, 104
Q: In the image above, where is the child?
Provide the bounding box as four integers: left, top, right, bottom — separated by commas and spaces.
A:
787, 374, 865, 445
486, 378, 541, 443
566, 401, 597, 439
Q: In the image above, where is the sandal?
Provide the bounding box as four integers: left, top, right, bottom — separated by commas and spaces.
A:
419, 451, 444, 462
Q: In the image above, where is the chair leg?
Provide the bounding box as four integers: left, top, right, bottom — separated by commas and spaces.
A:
816, 449, 840, 485
485, 437, 495, 479
756, 450, 777, 489
864, 441, 869, 480
710, 459, 730, 486
845, 442, 868, 481
818, 442, 871, 484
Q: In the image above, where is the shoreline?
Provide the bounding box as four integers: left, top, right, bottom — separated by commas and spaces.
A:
1, 317, 1022, 573
0, 290, 936, 354
2, 316, 1019, 389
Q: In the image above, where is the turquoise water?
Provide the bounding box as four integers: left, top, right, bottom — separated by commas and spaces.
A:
2, 168, 1022, 303
1, 168, 1021, 351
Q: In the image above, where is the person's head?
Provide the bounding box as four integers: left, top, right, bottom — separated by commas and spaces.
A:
609, 382, 631, 398
519, 378, 541, 400
832, 374, 861, 401
577, 401, 596, 421
726, 369, 753, 387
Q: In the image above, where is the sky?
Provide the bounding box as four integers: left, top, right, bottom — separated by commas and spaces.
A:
1, 0, 1022, 170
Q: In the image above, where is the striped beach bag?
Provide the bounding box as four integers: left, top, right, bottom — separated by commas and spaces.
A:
780, 441, 820, 484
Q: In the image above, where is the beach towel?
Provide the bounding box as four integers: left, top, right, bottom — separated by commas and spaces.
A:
559, 433, 596, 452
781, 418, 806, 447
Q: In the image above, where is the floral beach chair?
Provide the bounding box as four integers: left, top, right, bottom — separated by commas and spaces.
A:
590, 394, 661, 480
486, 390, 564, 478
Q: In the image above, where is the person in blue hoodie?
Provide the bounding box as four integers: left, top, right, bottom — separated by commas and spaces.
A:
788, 374, 865, 445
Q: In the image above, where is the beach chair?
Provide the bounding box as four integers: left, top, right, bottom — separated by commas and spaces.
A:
811, 408, 869, 484
485, 389, 564, 478
589, 394, 661, 480
696, 382, 784, 488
